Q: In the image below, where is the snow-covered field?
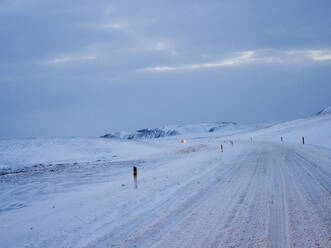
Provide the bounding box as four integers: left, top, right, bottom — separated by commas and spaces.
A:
0, 110, 330, 248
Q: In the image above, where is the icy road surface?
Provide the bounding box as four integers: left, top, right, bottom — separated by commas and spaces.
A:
0, 114, 330, 248
1, 141, 330, 248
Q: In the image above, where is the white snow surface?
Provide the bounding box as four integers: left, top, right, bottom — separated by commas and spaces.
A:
0, 137, 161, 170
0, 112, 330, 248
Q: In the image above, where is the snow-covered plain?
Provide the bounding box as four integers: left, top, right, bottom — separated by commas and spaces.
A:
0, 110, 330, 248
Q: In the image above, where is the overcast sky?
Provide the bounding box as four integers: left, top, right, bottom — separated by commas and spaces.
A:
1, 0, 331, 139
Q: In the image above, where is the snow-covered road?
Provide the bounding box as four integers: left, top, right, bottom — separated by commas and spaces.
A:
1, 139, 330, 248
1, 112, 331, 247
83, 142, 330, 248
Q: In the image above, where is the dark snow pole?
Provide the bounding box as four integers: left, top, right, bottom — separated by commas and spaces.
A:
281, 137, 283, 142
302, 136, 305, 145
221, 144, 223, 152
133, 166, 138, 189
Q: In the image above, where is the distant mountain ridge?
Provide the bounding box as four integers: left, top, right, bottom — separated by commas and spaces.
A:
101, 122, 238, 140
101, 105, 331, 140
316, 105, 331, 115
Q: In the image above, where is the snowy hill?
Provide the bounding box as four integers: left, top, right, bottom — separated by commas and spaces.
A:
241, 106, 331, 149
101, 122, 238, 139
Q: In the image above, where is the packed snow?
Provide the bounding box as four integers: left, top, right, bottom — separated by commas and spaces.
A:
0, 109, 330, 248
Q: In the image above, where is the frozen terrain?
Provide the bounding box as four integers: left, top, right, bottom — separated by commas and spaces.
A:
0, 108, 330, 248
101, 122, 240, 140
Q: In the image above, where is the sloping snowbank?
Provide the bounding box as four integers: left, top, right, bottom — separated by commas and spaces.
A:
242, 111, 331, 148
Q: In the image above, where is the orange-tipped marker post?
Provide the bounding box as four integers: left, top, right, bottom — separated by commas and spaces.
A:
133, 166, 138, 189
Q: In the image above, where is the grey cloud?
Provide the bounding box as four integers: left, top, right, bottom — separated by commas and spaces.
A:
1, 0, 331, 138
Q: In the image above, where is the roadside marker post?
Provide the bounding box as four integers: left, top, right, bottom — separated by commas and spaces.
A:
302, 136, 305, 145
133, 166, 138, 189
281, 137, 283, 142
221, 144, 223, 152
